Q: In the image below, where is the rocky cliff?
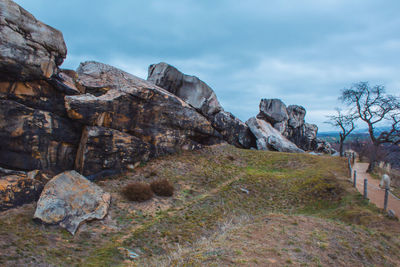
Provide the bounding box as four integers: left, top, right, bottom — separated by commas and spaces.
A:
0, 0, 333, 211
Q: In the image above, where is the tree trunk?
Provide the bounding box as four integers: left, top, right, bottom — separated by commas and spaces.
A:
339, 141, 344, 157
367, 143, 379, 173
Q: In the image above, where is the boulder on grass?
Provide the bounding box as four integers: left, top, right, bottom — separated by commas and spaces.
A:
33, 170, 111, 235
75, 126, 154, 179
246, 117, 304, 153
0, 0, 67, 81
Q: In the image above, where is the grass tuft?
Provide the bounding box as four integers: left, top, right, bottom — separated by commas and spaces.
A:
122, 182, 153, 202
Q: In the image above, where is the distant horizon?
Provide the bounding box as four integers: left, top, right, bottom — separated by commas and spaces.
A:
14, 0, 400, 132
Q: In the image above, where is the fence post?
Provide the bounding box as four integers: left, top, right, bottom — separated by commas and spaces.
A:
363, 179, 368, 199
348, 156, 352, 178
353, 170, 357, 188
384, 188, 389, 211
352, 152, 355, 164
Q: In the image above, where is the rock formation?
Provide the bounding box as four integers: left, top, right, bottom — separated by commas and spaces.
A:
0, 0, 67, 81
0, 100, 81, 171
251, 98, 333, 154
75, 126, 153, 179
0, 0, 335, 216
33, 171, 111, 235
147, 62, 255, 149
246, 117, 304, 153
66, 61, 223, 162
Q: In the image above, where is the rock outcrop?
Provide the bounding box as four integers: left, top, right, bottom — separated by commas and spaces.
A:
33, 171, 111, 235
0, 0, 67, 81
147, 62, 255, 149
246, 117, 304, 153
0, 100, 81, 171
75, 126, 153, 178
0, 170, 49, 211
66, 61, 223, 157
148, 62, 222, 116
253, 98, 334, 154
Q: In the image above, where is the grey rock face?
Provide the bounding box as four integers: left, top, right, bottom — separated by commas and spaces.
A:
210, 110, 256, 149
0, 0, 67, 81
66, 61, 223, 156
287, 105, 306, 128
75, 126, 154, 179
0, 100, 80, 172
33, 170, 111, 235
246, 117, 304, 153
258, 99, 289, 124
147, 62, 222, 116
147, 62, 255, 148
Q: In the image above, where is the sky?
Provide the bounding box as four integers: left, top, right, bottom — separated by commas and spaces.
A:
14, 0, 400, 132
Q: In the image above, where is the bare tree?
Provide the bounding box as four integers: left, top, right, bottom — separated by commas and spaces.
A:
325, 108, 357, 157
341, 82, 400, 172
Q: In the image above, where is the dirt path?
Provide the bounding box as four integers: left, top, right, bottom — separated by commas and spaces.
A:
353, 162, 400, 219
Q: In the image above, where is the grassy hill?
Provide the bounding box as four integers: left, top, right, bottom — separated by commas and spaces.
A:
0, 145, 399, 266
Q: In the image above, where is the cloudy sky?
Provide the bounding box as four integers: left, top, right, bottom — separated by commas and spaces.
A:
14, 0, 400, 131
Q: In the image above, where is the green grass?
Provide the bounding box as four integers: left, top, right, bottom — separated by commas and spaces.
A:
0, 144, 399, 266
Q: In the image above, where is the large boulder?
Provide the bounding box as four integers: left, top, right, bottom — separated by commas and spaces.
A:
287, 105, 306, 128
246, 117, 304, 153
0, 170, 49, 211
0, 100, 81, 171
257, 99, 289, 124
210, 110, 256, 149
147, 62, 255, 148
66, 61, 223, 156
75, 126, 154, 179
147, 62, 222, 116
0, 0, 67, 81
34, 170, 111, 235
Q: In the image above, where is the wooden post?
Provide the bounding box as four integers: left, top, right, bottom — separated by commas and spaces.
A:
352, 153, 355, 164
384, 188, 389, 211
353, 170, 357, 188
348, 157, 352, 178
363, 179, 368, 199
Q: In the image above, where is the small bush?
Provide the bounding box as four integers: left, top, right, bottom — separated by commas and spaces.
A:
150, 179, 174, 197
122, 182, 153, 202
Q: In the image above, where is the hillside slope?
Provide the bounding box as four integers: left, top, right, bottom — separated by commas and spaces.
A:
0, 145, 399, 266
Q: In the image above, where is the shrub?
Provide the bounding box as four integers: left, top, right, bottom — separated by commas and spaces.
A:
122, 182, 153, 202
150, 179, 174, 197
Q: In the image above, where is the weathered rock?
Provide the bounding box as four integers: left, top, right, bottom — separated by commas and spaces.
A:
76, 61, 163, 96
0, 100, 80, 171
147, 62, 222, 117
313, 138, 334, 154
49, 69, 84, 95
210, 110, 256, 149
257, 99, 289, 124
33, 170, 110, 235
66, 61, 223, 156
0, 0, 67, 81
0, 80, 68, 116
246, 117, 304, 153
0, 170, 49, 211
147, 62, 255, 148
287, 123, 318, 151
287, 105, 306, 128
75, 126, 154, 179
